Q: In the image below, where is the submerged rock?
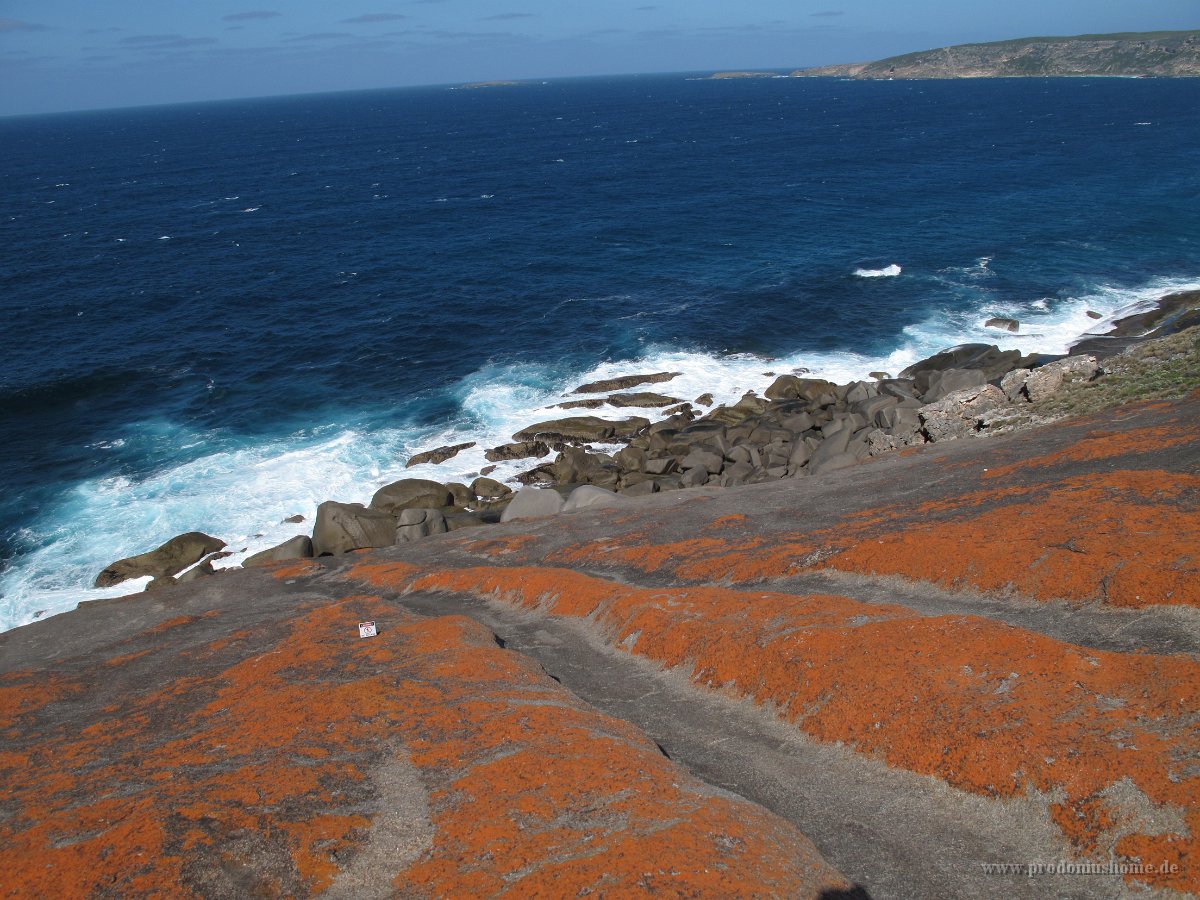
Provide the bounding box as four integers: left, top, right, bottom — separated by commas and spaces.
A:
605, 392, 682, 408
513, 416, 649, 444
405, 442, 476, 468
572, 372, 681, 394
95, 532, 227, 588
985, 317, 1020, 333
484, 441, 552, 462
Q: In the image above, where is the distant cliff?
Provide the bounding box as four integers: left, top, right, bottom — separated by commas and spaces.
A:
796, 30, 1200, 79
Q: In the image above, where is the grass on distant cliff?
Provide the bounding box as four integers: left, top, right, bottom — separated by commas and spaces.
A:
1033, 326, 1200, 419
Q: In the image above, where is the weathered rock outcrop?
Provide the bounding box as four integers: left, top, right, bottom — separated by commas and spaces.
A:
470, 476, 511, 500
484, 440, 551, 462
95, 532, 226, 588
395, 508, 448, 542
312, 501, 396, 556
243, 535, 314, 568
7, 386, 1200, 898
572, 371, 680, 394
405, 441, 475, 468
512, 416, 650, 444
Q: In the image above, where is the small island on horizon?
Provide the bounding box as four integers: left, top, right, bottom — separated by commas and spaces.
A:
792, 28, 1200, 79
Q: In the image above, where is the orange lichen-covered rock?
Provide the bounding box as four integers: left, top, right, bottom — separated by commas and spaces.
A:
344, 561, 1200, 892
0, 591, 850, 898
810, 470, 1200, 608
553, 469, 1200, 608
981, 423, 1196, 481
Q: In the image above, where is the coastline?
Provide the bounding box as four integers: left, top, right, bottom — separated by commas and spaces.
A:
79, 288, 1200, 601
3, 321, 1197, 895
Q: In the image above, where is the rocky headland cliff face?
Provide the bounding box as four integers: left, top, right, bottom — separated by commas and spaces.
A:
795, 30, 1200, 79
2, 294, 1199, 897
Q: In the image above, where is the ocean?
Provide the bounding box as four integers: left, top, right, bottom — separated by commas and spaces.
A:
2, 73, 1199, 631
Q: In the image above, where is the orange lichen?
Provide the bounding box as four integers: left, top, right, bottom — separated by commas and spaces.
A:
1, 588, 849, 897
267, 560, 324, 580
818, 470, 1200, 608
343, 560, 422, 591
983, 424, 1196, 481
352, 563, 1200, 890
457, 534, 538, 558
704, 513, 750, 530
0, 600, 395, 896
103, 649, 152, 668
1114, 832, 1196, 893
388, 614, 849, 897
143, 614, 200, 634
0, 672, 84, 733
552, 469, 1200, 608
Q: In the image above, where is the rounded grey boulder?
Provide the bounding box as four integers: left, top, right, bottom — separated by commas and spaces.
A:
243, 535, 315, 568
396, 508, 448, 542
499, 488, 565, 522
562, 485, 628, 512
471, 476, 512, 500
312, 502, 396, 556
369, 479, 454, 514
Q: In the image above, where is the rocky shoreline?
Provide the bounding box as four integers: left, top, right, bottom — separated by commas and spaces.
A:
6, 291, 1200, 898
94, 290, 1200, 591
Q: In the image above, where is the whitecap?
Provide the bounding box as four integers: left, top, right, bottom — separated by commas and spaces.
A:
5, 273, 1198, 634
243, 206, 261, 212
854, 263, 902, 278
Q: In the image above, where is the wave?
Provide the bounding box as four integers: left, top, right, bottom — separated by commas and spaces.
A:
854, 263, 902, 278
2, 271, 1198, 633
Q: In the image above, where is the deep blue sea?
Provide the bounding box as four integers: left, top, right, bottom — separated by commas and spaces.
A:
2, 73, 1199, 630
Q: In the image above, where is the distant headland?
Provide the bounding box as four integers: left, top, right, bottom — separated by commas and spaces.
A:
793, 29, 1200, 79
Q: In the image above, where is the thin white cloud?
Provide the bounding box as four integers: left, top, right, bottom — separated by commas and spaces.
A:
121, 34, 219, 49
223, 11, 281, 22
0, 18, 50, 33
343, 14, 409, 24
285, 32, 355, 42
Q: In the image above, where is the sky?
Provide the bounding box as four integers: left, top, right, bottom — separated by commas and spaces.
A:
1, 1, 1196, 116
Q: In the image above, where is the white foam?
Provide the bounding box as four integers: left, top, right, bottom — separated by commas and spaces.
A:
854, 263, 902, 278
3, 271, 1198, 633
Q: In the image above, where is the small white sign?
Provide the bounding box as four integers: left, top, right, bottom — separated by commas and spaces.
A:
358, 621, 378, 639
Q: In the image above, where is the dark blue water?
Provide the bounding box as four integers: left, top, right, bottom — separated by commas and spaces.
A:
2, 74, 1199, 627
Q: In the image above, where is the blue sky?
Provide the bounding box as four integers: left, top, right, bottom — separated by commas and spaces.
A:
1, 1, 1196, 115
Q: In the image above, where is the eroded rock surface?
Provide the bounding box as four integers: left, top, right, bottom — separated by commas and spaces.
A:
7, 391, 1200, 898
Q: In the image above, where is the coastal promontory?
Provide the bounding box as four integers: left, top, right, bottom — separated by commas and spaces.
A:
795, 29, 1200, 79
